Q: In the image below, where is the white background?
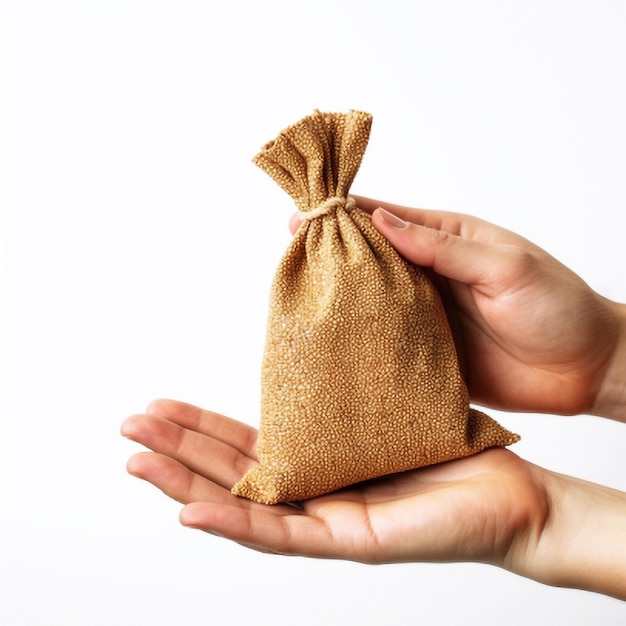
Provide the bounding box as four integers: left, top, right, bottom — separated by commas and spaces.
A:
2, 1, 626, 624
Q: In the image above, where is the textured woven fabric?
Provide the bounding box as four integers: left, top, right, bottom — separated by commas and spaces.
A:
231, 110, 519, 505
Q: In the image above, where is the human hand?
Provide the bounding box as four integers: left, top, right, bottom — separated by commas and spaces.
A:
290, 197, 626, 419
122, 400, 626, 599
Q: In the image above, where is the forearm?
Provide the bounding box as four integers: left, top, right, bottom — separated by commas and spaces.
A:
591, 301, 626, 422
510, 468, 626, 600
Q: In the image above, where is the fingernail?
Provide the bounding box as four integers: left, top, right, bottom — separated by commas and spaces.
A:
377, 207, 408, 229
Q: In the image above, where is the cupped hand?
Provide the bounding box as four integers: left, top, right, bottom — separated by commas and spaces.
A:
293, 197, 623, 417
122, 400, 626, 598
121, 400, 549, 567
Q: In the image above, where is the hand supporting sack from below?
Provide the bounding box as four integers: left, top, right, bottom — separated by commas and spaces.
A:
231, 110, 519, 505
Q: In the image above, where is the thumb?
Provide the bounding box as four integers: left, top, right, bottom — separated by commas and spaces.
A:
371, 207, 507, 287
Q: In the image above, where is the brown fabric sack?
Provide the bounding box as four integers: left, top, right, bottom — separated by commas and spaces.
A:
232, 110, 519, 505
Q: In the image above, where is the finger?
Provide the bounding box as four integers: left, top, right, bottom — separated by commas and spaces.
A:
126, 451, 236, 506
371, 207, 519, 291
353, 195, 527, 248
121, 413, 256, 488
288, 212, 302, 235
352, 195, 466, 234
180, 502, 337, 558
145, 399, 258, 459
291, 195, 488, 244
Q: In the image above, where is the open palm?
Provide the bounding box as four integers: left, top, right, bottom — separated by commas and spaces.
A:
122, 400, 549, 568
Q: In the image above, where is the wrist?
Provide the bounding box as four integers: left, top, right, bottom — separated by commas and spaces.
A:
591, 300, 626, 422
507, 468, 626, 599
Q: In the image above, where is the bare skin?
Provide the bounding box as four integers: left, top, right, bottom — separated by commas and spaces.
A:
349, 197, 625, 420
122, 198, 626, 599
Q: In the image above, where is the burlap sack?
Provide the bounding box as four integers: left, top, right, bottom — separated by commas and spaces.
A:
232, 110, 519, 505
